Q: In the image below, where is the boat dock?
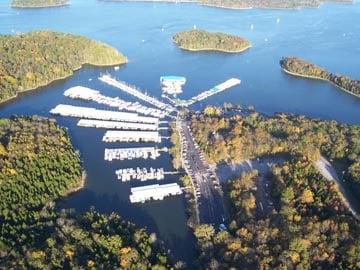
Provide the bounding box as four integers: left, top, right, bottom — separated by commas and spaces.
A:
102, 130, 161, 143
50, 104, 159, 124
116, 167, 164, 182
99, 75, 176, 114
129, 183, 183, 203
64, 86, 166, 118
77, 119, 158, 131
169, 78, 241, 107
104, 147, 167, 161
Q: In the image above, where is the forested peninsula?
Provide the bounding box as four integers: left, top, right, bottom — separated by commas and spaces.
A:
0, 116, 172, 269
173, 30, 251, 53
191, 109, 360, 269
11, 0, 69, 8
280, 57, 360, 98
0, 31, 127, 104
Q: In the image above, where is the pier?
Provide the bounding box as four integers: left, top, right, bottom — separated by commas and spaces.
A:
116, 167, 164, 182
169, 78, 241, 107
102, 130, 161, 143
64, 86, 166, 118
99, 75, 176, 114
104, 147, 167, 161
129, 183, 183, 203
77, 119, 158, 131
50, 104, 159, 124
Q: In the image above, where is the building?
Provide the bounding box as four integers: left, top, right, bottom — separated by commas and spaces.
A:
129, 183, 183, 203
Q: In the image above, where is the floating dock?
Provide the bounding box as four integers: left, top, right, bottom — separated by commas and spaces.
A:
50, 104, 159, 124
102, 130, 161, 143
169, 78, 241, 107
129, 183, 183, 203
104, 147, 167, 161
99, 75, 176, 114
64, 86, 166, 118
77, 119, 158, 131
160, 76, 186, 96
116, 167, 164, 182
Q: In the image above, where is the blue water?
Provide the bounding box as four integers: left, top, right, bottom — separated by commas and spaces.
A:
1, 0, 360, 266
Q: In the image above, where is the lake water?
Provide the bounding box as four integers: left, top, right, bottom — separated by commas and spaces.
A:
0, 0, 360, 266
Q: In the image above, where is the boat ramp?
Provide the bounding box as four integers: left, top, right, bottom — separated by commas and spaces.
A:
64, 86, 166, 118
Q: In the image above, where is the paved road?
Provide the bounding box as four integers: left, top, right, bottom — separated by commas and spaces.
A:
315, 156, 360, 219
178, 119, 226, 225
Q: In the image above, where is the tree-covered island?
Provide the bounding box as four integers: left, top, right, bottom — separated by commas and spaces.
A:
0, 116, 173, 269
280, 57, 360, 98
190, 108, 360, 269
172, 29, 251, 53
11, 0, 69, 8
0, 31, 127, 104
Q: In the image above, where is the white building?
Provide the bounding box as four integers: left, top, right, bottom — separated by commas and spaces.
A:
129, 183, 183, 203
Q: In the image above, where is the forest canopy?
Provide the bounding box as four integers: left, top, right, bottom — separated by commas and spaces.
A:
191, 110, 360, 269
0, 116, 172, 269
173, 29, 251, 53
0, 31, 127, 103
11, 0, 69, 8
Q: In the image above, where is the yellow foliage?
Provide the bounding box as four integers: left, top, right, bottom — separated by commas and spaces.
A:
288, 251, 300, 263
87, 260, 95, 268
65, 249, 74, 259
120, 247, 131, 255
228, 240, 242, 252
300, 188, 314, 204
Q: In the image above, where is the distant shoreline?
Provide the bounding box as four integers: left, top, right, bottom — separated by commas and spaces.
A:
11, 3, 69, 9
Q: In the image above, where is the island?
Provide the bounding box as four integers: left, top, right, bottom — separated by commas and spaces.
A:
280, 57, 360, 98
190, 107, 360, 269
0, 116, 173, 269
11, 0, 69, 8
0, 31, 127, 104
172, 29, 251, 53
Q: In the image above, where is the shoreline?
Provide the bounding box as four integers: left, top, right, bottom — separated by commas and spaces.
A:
173, 40, 252, 54
281, 67, 360, 99
0, 60, 127, 107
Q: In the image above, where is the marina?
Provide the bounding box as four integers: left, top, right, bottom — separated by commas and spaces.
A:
129, 183, 183, 203
64, 86, 166, 118
50, 104, 159, 124
77, 119, 158, 131
169, 78, 241, 107
104, 147, 166, 161
116, 167, 165, 182
99, 75, 177, 114
102, 130, 162, 143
